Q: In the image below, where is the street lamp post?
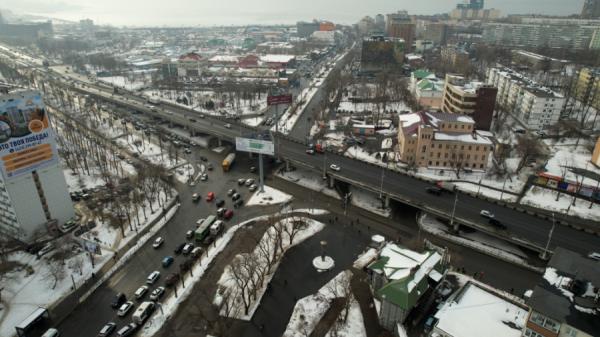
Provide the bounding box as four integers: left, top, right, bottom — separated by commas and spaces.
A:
379, 166, 385, 199
540, 213, 556, 260
450, 192, 459, 233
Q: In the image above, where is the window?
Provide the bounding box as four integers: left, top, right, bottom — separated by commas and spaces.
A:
445, 153, 448, 158
436, 161, 439, 166
438, 144, 442, 149
428, 161, 432, 165
467, 154, 470, 159
565, 326, 578, 337
468, 146, 472, 150
437, 152, 441, 158
480, 164, 484, 168
524, 328, 544, 337
476, 146, 479, 151
422, 146, 427, 153
461, 145, 464, 150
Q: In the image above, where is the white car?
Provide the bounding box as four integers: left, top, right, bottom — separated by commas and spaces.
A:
480, 210, 495, 219
588, 252, 600, 261
152, 237, 164, 249
117, 301, 134, 316
150, 287, 165, 301
146, 271, 160, 285
329, 164, 341, 172
224, 123, 231, 128
134, 285, 149, 299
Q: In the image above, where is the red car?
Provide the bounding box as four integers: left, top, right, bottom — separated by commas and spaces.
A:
224, 209, 234, 219
206, 192, 215, 202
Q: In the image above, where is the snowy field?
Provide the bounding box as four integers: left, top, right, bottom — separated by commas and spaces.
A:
98, 75, 150, 91
275, 168, 341, 200
349, 187, 391, 218
521, 186, 600, 222
214, 216, 325, 320
337, 100, 409, 114
246, 185, 293, 206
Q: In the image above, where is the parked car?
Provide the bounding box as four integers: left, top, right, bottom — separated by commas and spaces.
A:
146, 271, 160, 285
182, 243, 194, 255
98, 322, 117, 337
134, 286, 149, 299
217, 207, 226, 217
233, 199, 244, 208
174, 243, 186, 255
306, 149, 315, 155
224, 209, 234, 220
37, 243, 55, 258
237, 178, 246, 185
224, 123, 231, 128
152, 237, 164, 249
192, 193, 200, 202
329, 164, 341, 172
207, 163, 214, 170
162, 256, 174, 268
216, 199, 225, 207
117, 301, 134, 316
227, 189, 236, 196
249, 184, 258, 192
480, 210, 495, 219
149, 287, 165, 301
186, 230, 194, 239
116, 323, 137, 337
587, 252, 600, 261
489, 218, 507, 230
245, 178, 255, 186
111, 293, 127, 309
426, 187, 443, 196
191, 247, 203, 259
232, 193, 241, 201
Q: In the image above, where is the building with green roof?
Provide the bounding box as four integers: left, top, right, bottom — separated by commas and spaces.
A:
367, 242, 448, 330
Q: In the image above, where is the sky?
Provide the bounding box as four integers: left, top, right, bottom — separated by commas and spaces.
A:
0, 0, 586, 27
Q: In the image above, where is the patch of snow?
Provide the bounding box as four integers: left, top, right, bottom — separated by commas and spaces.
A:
246, 185, 293, 206
313, 256, 335, 272
276, 168, 341, 200
520, 186, 600, 222
353, 248, 379, 269
324, 296, 366, 337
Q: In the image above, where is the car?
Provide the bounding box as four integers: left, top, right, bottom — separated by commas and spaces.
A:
329, 164, 341, 171
41, 328, 60, 337
250, 166, 256, 173
224, 123, 231, 128
37, 243, 55, 258
111, 293, 127, 309
59, 220, 78, 233
146, 271, 160, 285
216, 199, 225, 207
192, 193, 200, 202
233, 199, 244, 208
174, 243, 186, 255
152, 237, 164, 249
191, 247, 203, 259
201, 173, 208, 181
202, 234, 215, 246
306, 149, 315, 155
238, 178, 246, 185
98, 322, 117, 337
224, 209, 234, 220
245, 179, 255, 186
588, 252, 600, 261
117, 301, 134, 316
232, 193, 241, 201
217, 207, 226, 217
116, 323, 138, 337
206, 192, 215, 202
200, 156, 208, 162
426, 187, 443, 196
207, 163, 214, 171
489, 218, 507, 230
149, 287, 165, 301
184, 148, 192, 154
480, 210, 495, 219
182, 243, 194, 255
249, 184, 258, 192
134, 286, 149, 299
227, 189, 236, 196
186, 230, 194, 239
162, 256, 174, 268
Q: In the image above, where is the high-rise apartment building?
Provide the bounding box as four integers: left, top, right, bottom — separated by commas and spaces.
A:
296, 21, 320, 38
582, 0, 600, 19
487, 67, 565, 130
441, 74, 497, 130
575, 67, 600, 110
387, 11, 415, 51
0, 90, 74, 242
456, 0, 484, 10
482, 21, 600, 49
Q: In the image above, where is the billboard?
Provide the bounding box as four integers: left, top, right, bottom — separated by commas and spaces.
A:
0, 90, 58, 180
267, 94, 293, 106
235, 137, 275, 155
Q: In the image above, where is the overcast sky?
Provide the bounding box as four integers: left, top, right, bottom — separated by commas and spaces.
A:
0, 0, 585, 26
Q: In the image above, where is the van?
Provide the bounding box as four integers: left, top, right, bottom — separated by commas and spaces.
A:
132, 301, 155, 324
41, 328, 60, 337
210, 220, 224, 236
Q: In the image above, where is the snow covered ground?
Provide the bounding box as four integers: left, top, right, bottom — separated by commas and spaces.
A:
98, 75, 150, 91
353, 248, 379, 269
282, 270, 355, 337
419, 214, 542, 272
215, 216, 326, 320
275, 168, 341, 200
337, 100, 409, 114
521, 186, 600, 222
324, 295, 366, 337
349, 187, 391, 218
0, 250, 111, 337
246, 185, 293, 206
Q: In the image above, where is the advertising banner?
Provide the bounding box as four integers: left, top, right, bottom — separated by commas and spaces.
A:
235, 137, 275, 155
0, 90, 58, 180
267, 94, 293, 106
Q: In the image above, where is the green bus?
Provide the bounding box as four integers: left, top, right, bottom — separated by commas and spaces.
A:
195, 215, 216, 241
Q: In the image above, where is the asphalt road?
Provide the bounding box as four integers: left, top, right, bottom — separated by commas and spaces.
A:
55, 146, 268, 337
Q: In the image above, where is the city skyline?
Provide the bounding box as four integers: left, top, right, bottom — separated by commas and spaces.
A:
0, 0, 586, 27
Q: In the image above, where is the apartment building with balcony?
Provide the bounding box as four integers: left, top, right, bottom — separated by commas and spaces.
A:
441, 74, 497, 130
397, 111, 493, 170
487, 67, 565, 130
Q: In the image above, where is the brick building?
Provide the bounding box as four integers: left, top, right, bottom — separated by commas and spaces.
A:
441, 74, 498, 130
397, 111, 493, 170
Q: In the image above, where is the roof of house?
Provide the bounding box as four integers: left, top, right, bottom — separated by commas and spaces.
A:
368, 243, 444, 309
417, 78, 444, 92
526, 247, 600, 336
260, 54, 296, 63
412, 69, 433, 80
434, 282, 528, 337
179, 52, 202, 61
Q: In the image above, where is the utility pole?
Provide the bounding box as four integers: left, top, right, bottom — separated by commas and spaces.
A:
259, 152, 264, 192
379, 165, 385, 199
450, 192, 459, 233
540, 213, 556, 260
322, 152, 327, 179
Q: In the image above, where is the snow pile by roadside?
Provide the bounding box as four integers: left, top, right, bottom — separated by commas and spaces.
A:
246, 185, 293, 206
214, 216, 325, 320
520, 186, 600, 222
282, 270, 353, 337
276, 168, 341, 200
324, 295, 366, 337
353, 248, 379, 269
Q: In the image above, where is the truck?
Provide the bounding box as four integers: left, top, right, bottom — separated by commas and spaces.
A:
222, 153, 236, 172
436, 181, 457, 192
147, 96, 160, 105
132, 301, 155, 324
195, 215, 216, 241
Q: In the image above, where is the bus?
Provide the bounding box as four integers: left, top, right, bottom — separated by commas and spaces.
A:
195, 215, 216, 241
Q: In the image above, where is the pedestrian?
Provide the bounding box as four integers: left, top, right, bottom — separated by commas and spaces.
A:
283, 279, 288, 286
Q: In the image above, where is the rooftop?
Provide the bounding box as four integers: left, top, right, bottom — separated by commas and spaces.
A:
526, 247, 600, 336
434, 282, 527, 337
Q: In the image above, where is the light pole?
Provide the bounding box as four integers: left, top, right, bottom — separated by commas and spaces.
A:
540, 213, 556, 260
322, 152, 327, 179
379, 166, 385, 199
500, 176, 507, 201
450, 192, 459, 233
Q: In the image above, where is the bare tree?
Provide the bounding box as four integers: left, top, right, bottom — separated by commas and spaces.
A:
283, 215, 308, 246
515, 135, 544, 173
46, 259, 66, 290
448, 146, 466, 179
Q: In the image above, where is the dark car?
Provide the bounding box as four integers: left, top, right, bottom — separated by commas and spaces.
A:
232, 193, 241, 201
98, 322, 117, 337
203, 235, 215, 246
174, 243, 186, 255
233, 199, 244, 208
216, 199, 225, 207
489, 218, 507, 230
426, 187, 443, 196
111, 293, 127, 309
